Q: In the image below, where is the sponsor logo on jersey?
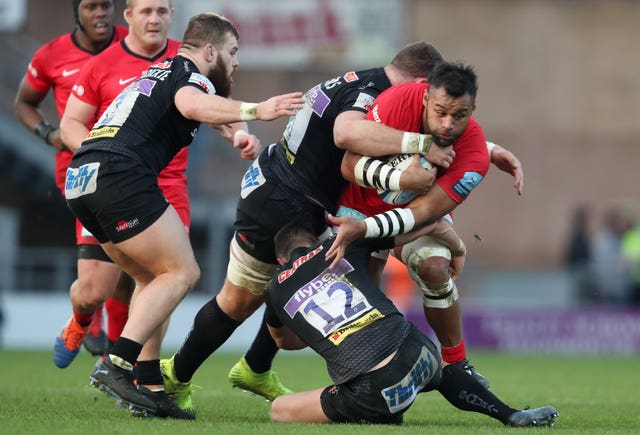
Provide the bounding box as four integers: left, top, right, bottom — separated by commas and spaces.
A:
118, 76, 137, 86
62, 68, 80, 77
343, 71, 358, 82
86, 126, 119, 140
65, 162, 100, 199
240, 159, 266, 199
329, 308, 383, 345
155, 60, 172, 69
73, 84, 85, 96
304, 85, 331, 117
353, 92, 375, 111
131, 78, 156, 97
278, 246, 324, 284
371, 104, 381, 122
452, 171, 484, 199
282, 259, 354, 315
188, 73, 215, 94
382, 346, 438, 413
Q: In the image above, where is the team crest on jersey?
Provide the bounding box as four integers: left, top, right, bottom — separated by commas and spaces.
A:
188, 73, 215, 94
452, 171, 484, 198
343, 71, 358, 82
353, 92, 375, 111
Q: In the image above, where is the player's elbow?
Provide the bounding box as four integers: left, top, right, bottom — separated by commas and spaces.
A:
333, 121, 357, 150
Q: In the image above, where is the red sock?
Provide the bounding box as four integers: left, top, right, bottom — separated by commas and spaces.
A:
441, 339, 466, 365
73, 309, 94, 327
105, 297, 129, 342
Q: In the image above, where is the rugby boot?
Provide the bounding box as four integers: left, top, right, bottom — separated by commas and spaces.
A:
452, 358, 490, 389
508, 405, 559, 427
160, 356, 200, 413
228, 355, 293, 401
130, 385, 196, 420
53, 316, 89, 368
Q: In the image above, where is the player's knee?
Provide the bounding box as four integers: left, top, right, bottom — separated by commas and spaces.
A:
269, 398, 286, 422
416, 256, 450, 284
217, 281, 264, 321
181, 262, 201, 292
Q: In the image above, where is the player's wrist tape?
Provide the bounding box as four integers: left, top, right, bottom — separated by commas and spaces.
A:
234, 128, 249, 140
34, 121, 55, 146
486, 141, 497, 154
451, 241, 466, 257
354, 156, 402, 191
240, 102, 259, 121
401, 132, 432, 154
364, 208, 415, 238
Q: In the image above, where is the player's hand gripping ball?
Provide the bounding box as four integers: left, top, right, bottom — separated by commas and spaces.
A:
378, 153, 432, 205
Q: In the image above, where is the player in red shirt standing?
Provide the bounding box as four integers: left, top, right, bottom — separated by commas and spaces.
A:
14, 0, 127, 357
331, 63, 516, 387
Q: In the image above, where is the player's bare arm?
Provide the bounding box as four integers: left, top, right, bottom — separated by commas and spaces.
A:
341, 151, 437, 196
175, 87, 304, 125
488, 141, 524, 195
14, 78, 66, 151
60, 94, 99, 151
326, 183, 457, 266
333, 110, 455, 167
212, 122, 262, 160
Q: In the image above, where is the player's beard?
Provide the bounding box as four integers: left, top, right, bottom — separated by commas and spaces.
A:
432, 132, 458, 148
207, 57, 232, 98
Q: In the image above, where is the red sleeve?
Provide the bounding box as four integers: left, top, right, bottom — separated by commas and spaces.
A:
72, 56, 103, 107
436, 118, 489, 203
26, 45, 53, 93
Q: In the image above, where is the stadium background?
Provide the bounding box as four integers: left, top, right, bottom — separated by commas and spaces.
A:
0, 0, 638, 353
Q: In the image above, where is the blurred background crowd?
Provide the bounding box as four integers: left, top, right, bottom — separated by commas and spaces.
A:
0, 0, 638, 352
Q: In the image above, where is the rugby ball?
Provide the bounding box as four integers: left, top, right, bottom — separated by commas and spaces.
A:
378, 153, 432, 205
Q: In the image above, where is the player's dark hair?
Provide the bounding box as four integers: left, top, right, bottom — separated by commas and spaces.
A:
274, 223, 318, 261
180, 13, 239, 51
428, 61, 478, 102
390, 41, 444, 79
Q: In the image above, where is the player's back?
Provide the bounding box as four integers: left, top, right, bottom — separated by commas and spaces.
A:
268, 68, 392, 211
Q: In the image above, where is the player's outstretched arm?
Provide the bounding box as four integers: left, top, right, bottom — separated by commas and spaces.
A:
487, 141, 524, 195
175, 87, 304, 125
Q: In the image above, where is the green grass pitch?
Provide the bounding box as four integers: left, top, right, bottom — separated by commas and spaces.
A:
0, 349, 638, 434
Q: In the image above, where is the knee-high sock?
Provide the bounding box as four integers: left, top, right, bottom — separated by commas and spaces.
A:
436, 364, 518, 425
243, 311, 279, 374
174, 297, 241, 382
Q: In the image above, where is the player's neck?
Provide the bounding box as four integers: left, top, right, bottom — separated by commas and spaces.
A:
123, 35, 167, 59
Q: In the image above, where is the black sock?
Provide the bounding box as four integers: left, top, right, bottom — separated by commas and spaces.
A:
244, 311, 279, 374
136, 359, 163, 387
437, 364, 518, 425
174, 296, 241, 382
109, 337, 143, 368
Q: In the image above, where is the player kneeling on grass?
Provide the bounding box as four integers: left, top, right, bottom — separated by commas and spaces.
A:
263, 222, 558, 426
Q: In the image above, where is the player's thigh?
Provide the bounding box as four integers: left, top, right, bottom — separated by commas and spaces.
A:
271, 388, 329, 423
107, 206, 198, 281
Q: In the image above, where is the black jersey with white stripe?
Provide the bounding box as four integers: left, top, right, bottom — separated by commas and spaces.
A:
77, 56, 213, 175
268, 67, 392, 212
264, 235, 410, 384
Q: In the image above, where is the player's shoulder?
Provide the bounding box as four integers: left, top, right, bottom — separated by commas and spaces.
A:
381, 81, 429, 100
33, 32, 75, 58
113, 25, 128, 40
